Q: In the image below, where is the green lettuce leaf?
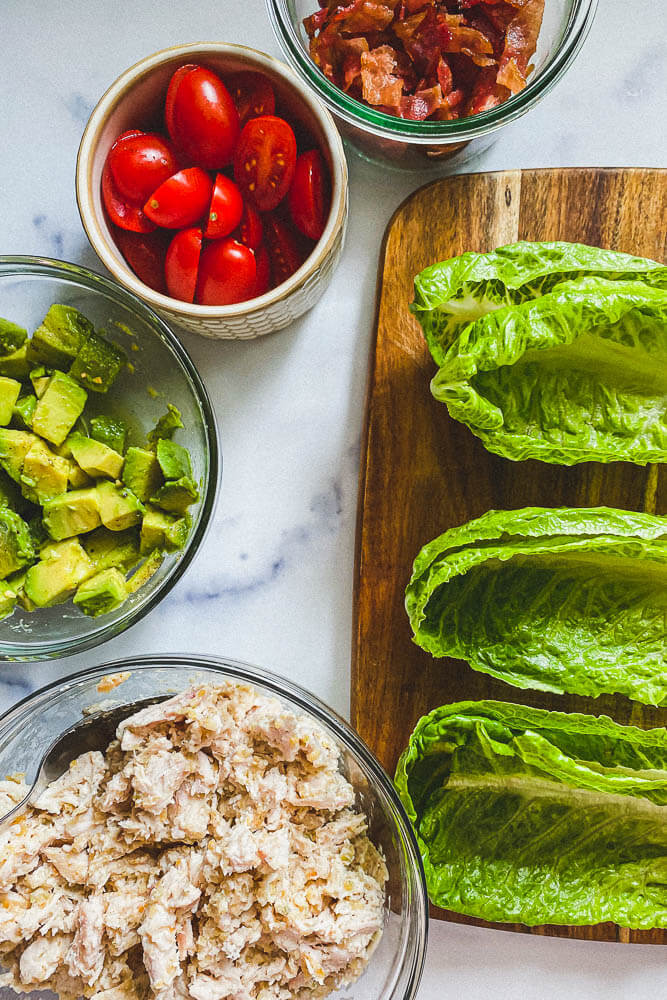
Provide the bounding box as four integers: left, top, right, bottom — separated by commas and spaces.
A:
412, 241, 667, 365
394, 700, 667, 927
428, 276, 667, 464
406, 506, 667, 706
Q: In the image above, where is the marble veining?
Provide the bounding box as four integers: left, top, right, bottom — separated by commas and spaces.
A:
0, 1, 665, 998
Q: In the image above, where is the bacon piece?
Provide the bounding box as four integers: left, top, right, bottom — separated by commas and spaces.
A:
440, 22, 496, 67
361, 45, 404, 107
497, 0, 545, 92
400, 84, 444, 120
466, 65, 510, 113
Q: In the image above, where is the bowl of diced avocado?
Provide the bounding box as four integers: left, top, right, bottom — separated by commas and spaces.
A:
0, 256, 219, 659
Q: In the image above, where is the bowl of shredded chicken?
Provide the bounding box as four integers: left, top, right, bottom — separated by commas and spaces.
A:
0, 681, 390, 1000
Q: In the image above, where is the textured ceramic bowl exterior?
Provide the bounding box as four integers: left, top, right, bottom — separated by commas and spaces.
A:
77, 43, 348, 340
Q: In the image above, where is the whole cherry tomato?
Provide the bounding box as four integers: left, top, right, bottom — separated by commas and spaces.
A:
144, 167, 213, 228
195, 238, 256, 305
263, 213, 305, 286
108, 132, 179, 204
234, 116, 297, 213
226, 72, 276, 126
112, 227, 169, 293
288, 149, 330, 242
102, 161, 155, 233
166, 65, 239, 169
204, 174, 244, 239
252, 244, 271, 298
165, 227, 203, 302
234, 202, 263, 250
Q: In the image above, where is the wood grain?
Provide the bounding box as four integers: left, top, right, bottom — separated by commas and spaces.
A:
352, 168, 667, 944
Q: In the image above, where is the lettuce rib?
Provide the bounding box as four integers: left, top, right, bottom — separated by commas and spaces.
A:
394, 700, 667, 927
406, 506, 667, 706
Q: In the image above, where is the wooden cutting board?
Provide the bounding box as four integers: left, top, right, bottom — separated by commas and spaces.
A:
351, 167, 667, 944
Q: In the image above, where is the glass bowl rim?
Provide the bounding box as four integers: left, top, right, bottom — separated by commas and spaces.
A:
266, 0, 599, 142
0, 652, 430, 1000
0, 256, 221, 660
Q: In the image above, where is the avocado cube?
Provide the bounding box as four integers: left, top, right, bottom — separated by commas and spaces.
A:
73, 567, 128, 617
90, 415, 127, 455
0, 318, 27, 357
28, 516, 49, 551
30, 367, 51, 399
0, 378, 21, 425
0, 508, 35, 579
151, 476, 199, 515
20, 440, 70, 505
0, 345, 30, 379
42, 487, 102, 540
147, 404, 184, 445
69, 331, 126, 393
12, 394, 37, 430
156, 438, 192, 481
140, 505, 191, 555
122, 446, 163, 502
66, 459, 92, 489
83, 526, 141, 572
0, 580, 17, 620
31, 371, 87, 446
0, 470, 25, 512
5, 567, 34, 612
96, 480, 144, 531
24, 538, 94, 607
67, 432, 124, 480
127, 548, 163, 594
27, 304, 93, 368
0, 429, 39, 483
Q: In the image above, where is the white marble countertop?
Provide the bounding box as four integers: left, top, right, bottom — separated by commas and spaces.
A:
0, 0, 665, 996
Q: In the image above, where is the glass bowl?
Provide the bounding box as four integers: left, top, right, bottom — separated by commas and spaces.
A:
0, 258, 220, 660
267, 0, 599, 171
0, 654, 429, 1000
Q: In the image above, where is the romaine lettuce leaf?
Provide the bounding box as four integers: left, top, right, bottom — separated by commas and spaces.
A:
412, 241, 667, 365
428, 276, 667, 464
406, 506, 667, 706
394, 700, 667, 927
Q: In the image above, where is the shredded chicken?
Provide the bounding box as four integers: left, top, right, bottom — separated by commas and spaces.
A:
0, 682, 387, 1000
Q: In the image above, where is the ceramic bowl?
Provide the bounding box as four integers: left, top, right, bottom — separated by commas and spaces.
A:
76, 43, 348, 340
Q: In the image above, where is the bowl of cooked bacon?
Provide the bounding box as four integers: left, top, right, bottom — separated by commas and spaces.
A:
267, 0, 598, 169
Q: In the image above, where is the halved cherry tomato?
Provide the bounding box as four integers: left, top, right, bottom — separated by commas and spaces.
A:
102, 161, 155, 233
165, 64, 198, 140
144, 167, 213, 228
234, 202, 263, 250
234, 115, 297, 213
226, 72, 276, 126
109, 132, 179, 204
195, 238, 256, 305
204, 173, 244, 239
263, 213, 305, 286
167, 65, 239, 169
252, 245, 271, 298
288, 149, 330, 242
112, 227, 170, 294
165, 227, 203, 302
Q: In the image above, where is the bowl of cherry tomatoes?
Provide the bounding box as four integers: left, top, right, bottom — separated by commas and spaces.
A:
76, 43, 348, 339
